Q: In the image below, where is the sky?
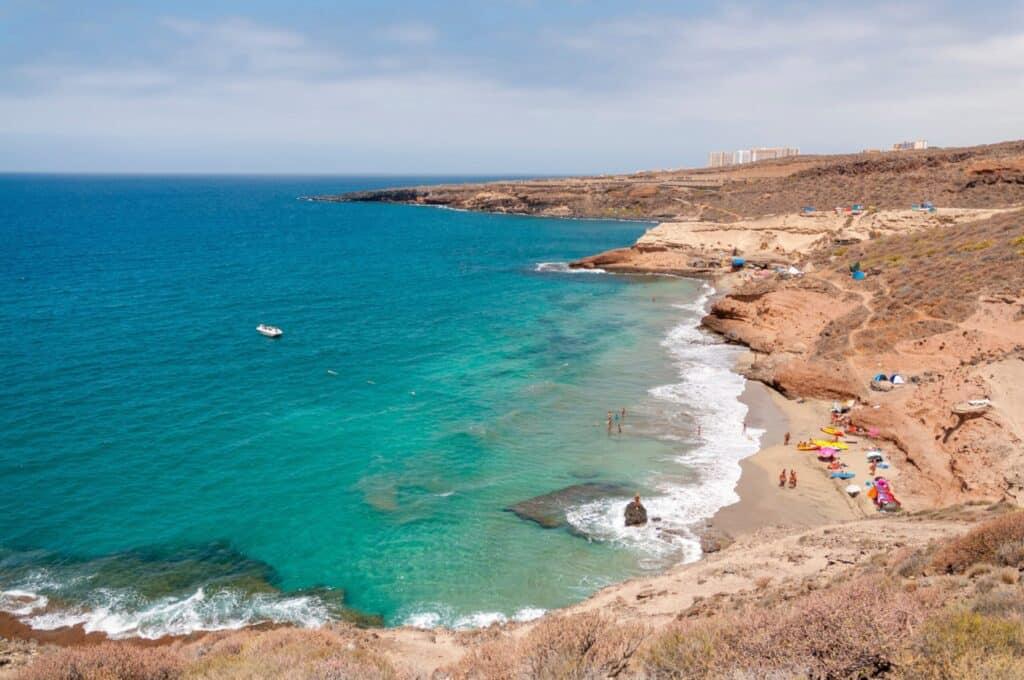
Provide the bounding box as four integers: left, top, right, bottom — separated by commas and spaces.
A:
1, 0, 1023, 174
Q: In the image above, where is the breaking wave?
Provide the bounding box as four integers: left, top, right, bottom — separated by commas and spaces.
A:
534, 262, 606, 274
565, 282, 764, 565
402, 605, 546, 629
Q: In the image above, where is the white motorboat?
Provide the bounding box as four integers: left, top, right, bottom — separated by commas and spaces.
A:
257, 324, 283, 338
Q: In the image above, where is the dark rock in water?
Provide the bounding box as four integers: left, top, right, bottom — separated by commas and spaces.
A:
505, 482, 633, 529
700, 528, 735, 554
624, 496, 648, 526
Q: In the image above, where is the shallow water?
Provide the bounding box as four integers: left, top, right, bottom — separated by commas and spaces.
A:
0, 175, 760, 635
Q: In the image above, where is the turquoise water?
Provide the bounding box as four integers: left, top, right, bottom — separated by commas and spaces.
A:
0, 175, 758, 636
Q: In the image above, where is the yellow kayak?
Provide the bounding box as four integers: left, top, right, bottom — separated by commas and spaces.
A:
821, 427, 844, 436
797, 444, 820, 451
813, 439, 848, 450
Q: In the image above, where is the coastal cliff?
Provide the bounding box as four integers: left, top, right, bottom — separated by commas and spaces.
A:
699, 208, 1024, 507
310, 140, 1024, 222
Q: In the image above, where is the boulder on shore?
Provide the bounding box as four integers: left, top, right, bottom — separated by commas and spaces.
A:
700, 528, 735, 554
624, 496, 648, 526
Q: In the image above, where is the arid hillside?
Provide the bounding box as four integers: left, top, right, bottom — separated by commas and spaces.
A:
703, 209, 1024, 506
312, 141, 1024, 221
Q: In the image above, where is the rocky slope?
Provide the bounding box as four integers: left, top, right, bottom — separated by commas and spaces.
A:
569, 207, 1013, 276
702, 209, 1024, 506
312, 140, 1024, 221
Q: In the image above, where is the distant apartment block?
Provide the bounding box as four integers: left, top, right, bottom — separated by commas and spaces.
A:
707, 146, 800, 167
892, 140, 928, 151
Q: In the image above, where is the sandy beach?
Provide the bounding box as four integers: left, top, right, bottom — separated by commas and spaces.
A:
712, 374, 877, 538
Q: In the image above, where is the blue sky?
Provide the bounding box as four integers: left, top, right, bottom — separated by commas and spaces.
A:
2, 0, 1023, 173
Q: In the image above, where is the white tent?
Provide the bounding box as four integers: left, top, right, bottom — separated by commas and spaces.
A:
891, 374, 906, 385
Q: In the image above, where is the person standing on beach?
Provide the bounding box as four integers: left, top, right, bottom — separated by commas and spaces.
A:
789, 470, 798, 488
607, 411, 613, 434
621, 407, 626, 421
784, 431, 791, 446
779, 469, 787, 487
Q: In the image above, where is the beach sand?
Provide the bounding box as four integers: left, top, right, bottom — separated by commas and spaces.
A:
711, 361, 897, 538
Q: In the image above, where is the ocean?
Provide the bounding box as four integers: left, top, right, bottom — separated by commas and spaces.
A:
0, 175, 760, 637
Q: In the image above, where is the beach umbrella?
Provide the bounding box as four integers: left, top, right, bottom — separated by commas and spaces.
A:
845, 484, 861, 496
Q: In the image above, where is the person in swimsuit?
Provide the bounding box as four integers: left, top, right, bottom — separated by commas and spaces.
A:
789, 470, 798, 488
779, 469, 787, 487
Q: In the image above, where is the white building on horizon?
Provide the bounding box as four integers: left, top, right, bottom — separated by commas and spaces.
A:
707, 146, 800, 168
892, 140, 928, 151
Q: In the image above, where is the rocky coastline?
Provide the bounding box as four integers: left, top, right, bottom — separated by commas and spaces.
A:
8, 143, 1024, 678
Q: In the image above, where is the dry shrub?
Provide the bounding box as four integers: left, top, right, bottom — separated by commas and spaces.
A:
995, 540, 1024, 568
890, 546, 930, 578
449, 611, 648, 680
931, 511, 1024, 574
998, 568, 1020, 585
181, 627, 399, 680
753, 576, 772, 590
967, 563, 993, 578
310, 652, 399, 680
642, 575, 929, 678
641, 620, 743, 679
17, 642, 185, 680
976, 575, 998, 594
971, 588, 1024, 620
897, 610, 1024, 679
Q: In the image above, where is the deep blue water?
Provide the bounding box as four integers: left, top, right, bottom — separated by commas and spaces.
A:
0, 175, 754, 636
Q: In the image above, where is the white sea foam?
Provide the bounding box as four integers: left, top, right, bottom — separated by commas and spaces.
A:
534, 262, 606, 274
0, 590, 50, 617
12, 586, 330, 640
565, 281, 764, 564
402, 605, 546, 629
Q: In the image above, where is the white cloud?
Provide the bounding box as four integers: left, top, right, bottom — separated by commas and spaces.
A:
378, 22, 438, 45
2, 5, 1023, 172
157, 16, 345, 76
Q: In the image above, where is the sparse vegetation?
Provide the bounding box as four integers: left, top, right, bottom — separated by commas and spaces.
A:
931, 511, 1024, 573
959, 239, 993, 252
897, 611, 1024, 680
17, 628, 401, 680
18, 644, 184, 680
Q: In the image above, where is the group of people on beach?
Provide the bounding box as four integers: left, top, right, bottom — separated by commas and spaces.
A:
606, 408, 626, 434
779, 468, 797, 488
